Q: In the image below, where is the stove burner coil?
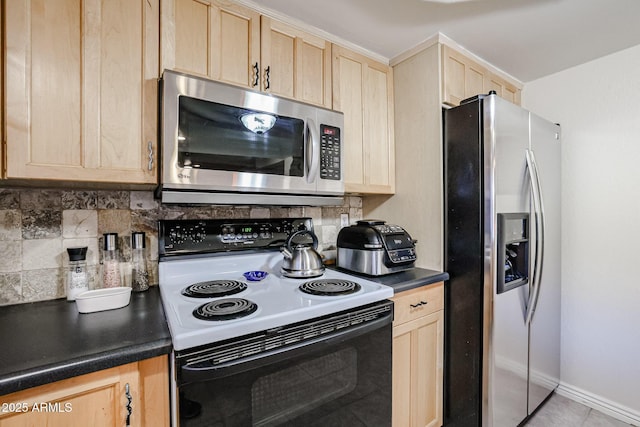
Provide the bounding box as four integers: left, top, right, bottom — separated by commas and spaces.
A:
193, 298, 258, 321
182, 280, 247, 298
299, 279, 362, 296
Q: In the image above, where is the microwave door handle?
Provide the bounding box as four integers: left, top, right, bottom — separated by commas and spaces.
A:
305, 118, 320, 183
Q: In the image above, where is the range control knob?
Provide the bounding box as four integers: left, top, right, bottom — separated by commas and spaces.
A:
190, 224, 206, 243
168, 228, 186, 245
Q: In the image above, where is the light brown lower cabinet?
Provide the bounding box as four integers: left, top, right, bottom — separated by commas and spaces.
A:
0, 355, 169, 427
392, 282, 444, 427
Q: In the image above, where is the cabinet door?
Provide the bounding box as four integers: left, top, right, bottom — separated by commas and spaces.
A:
261, 17, 332, 107
0, 363, 140, 427
0, 356, 168, 427
5, 0, 159, 183
485, 74, 522, 105
333, 45, 395, 194
393, 327, 413, 427
161, 0, 260, 88
1, 3, 3, 178
138, 356, 171, 427
393, 310, 444, 427
441, 44, 486, 106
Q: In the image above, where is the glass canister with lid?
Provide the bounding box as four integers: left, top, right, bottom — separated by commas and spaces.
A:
131, 231, 150, 292
102, 233, 122, 288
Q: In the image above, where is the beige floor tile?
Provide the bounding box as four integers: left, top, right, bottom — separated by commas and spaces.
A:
527, 394, 589, 426
525, 393, 635, 427
583, 409, 634, 427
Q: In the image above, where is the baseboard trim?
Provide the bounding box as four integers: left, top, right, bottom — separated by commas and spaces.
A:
556, 382, 640, 426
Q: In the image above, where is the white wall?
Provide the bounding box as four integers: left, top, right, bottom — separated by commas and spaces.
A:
523, 44, 640, 423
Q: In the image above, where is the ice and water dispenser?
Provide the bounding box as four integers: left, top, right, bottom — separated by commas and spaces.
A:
497, 213, 529, 294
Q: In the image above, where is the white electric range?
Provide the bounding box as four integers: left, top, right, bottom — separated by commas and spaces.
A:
159, 250, 393, 351
158, 217, 395, 426
157, 217, 395, 351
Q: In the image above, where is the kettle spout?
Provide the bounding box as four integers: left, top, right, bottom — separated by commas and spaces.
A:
280, 247, 293, 260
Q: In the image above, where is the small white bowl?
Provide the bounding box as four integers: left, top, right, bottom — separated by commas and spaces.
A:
75, 287, 132, 314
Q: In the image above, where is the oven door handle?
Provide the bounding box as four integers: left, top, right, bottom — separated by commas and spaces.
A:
178, 312, 392, 385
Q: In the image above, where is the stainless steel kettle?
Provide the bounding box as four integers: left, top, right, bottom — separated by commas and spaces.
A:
280, 230, 325, 278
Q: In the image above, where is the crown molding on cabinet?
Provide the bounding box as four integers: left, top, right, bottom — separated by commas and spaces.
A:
390, 32, 522, 88
234, 0, 391, 65
389, 33, 441, 66
230, 1, 522, 88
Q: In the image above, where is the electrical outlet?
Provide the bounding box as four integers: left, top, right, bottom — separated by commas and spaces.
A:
340, 213, 349, 228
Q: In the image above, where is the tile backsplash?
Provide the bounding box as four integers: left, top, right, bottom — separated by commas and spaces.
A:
0, 188, 362, 306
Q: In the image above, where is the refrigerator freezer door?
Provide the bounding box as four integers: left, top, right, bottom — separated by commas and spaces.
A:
443, 98, 486, 427
527, 114, 561, 414
488, 96, 531, 426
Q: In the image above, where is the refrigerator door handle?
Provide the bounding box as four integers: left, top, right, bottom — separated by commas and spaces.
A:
525, 149, 545, 325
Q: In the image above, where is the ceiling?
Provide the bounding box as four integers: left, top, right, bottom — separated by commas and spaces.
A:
252, 0, 640, 82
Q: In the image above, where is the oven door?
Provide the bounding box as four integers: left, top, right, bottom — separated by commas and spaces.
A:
172, 301, 393, 427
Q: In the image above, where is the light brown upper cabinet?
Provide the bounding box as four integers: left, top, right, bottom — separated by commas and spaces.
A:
5, 0, 159, 183
161, 0, 260, 88
1, 4, 3, 178
333, 45, 395, 194
260, 17, 332, 107
484, 74, 521, 105
161, 0, 332, 108
441, 44, 521, 106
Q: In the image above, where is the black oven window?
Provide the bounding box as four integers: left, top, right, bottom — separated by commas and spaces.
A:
251, 348, 358, 426
177, 96, 305, 177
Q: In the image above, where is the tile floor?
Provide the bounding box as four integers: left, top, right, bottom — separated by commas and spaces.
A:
526, 393, 635, 426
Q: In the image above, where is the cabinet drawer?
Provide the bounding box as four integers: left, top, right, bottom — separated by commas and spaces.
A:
391, 282, 444, 325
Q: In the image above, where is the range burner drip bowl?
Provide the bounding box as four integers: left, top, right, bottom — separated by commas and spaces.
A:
183, 280, 247, 298
299, 279, 362, 296
193, 298, 258, 321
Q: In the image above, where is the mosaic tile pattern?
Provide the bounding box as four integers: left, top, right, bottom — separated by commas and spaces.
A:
0, 188, 362, 306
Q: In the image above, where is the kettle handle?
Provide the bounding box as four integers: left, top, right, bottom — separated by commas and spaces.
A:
286, 229, 318, 251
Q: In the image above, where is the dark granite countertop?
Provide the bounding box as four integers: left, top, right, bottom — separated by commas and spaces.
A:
0, 286, 172, 396
334, 267, 449, 293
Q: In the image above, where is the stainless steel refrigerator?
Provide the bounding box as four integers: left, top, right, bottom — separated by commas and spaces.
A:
443, 93, 561, 427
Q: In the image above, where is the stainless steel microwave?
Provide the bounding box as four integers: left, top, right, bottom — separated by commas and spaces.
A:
157, 70, 344, 206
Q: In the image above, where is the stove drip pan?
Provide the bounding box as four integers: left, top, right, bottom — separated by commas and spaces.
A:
193, 298, 258, 321
299, 279, 362, 296
183, 280, 247, 298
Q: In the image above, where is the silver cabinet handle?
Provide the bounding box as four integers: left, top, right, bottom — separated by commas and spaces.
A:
525, 149, 545, 325
125, 383, 133, 426
147, 141, 154, 171
264, 65, 271, 90
252, 62, 259, 87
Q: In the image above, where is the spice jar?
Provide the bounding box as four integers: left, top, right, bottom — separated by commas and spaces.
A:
66, 247, 89, 301
102, 233, 122, 288
131, 232, 149, 292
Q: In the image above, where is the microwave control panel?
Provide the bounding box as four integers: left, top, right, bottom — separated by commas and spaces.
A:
320, 125, 341, 180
